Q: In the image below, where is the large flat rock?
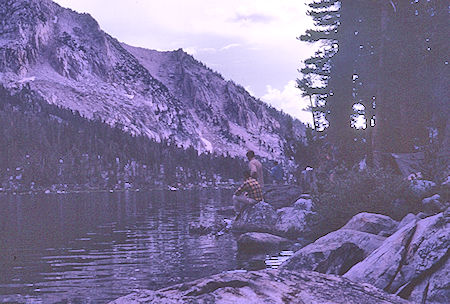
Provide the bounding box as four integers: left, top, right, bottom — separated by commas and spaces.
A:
109, 269, 411, 304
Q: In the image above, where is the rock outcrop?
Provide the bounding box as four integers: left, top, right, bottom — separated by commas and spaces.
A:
344, 210, 450, 303
281, 229, 386, 275
263, 184, 304, 209
232, 202, 278, 234
397, 213, 420, 230
422, 194, 448, 214
341, 212, 399, 236
275, 197, 316, 239
410, 180, 437, 198
109, 269, 411, 304
232, 195, 317, 240
237, 232, 291, 253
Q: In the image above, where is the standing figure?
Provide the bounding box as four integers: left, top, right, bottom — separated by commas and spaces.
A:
246, 150, 264, 187
270, 161, 284, 184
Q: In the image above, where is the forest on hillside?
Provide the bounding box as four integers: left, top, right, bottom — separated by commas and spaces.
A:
1, 0, 448, 194
298, 0, 448, 175
0, 85, 248, 193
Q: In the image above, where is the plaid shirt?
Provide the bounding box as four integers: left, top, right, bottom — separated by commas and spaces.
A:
234, 177, 263, 202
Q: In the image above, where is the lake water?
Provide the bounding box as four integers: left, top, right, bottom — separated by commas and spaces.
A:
0, 189, 245, 303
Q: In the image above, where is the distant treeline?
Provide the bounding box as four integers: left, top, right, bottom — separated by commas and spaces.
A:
0, 85, 245, 192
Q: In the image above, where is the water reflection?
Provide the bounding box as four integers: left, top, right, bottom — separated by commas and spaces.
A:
0, 190, 237, 303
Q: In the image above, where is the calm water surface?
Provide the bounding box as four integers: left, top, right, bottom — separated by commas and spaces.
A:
0, 189, 241, 303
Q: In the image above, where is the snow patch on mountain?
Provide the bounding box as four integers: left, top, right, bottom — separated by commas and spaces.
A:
200, 136, 213, 152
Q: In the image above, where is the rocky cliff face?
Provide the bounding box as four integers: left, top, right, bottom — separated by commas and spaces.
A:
0, 0, 305, 158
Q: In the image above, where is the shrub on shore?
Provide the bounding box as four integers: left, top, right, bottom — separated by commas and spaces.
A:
311, 167, 420, 238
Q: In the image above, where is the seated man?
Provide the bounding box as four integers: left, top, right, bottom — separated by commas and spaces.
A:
233, 170, 263, 214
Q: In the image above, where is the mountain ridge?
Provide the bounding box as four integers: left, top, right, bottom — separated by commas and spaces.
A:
0, 0, 305, 159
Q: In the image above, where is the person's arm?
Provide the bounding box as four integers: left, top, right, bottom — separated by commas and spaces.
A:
234, 181, 249, 196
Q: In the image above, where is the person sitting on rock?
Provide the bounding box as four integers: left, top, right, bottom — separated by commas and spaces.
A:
233, 169, 263, 215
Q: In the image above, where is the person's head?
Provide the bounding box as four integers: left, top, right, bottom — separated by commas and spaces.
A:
246, 150, 255, 160
243, 169, 252, 179
273, 161, 278, 166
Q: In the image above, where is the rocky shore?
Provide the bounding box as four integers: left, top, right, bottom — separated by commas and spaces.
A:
110, 183, 449, 303
110, 269, 410, 304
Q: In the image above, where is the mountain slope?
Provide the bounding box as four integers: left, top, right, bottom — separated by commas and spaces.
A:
0, 0, 305, 158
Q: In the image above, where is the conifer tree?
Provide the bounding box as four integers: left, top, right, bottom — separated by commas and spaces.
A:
299, 0, 364, 162
297, 0, 339, 130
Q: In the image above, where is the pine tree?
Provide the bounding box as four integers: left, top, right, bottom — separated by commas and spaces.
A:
297, 0, 339, 130
299, 0, 366, 162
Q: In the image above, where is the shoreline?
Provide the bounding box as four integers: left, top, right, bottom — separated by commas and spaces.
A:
0, 183, 238, 196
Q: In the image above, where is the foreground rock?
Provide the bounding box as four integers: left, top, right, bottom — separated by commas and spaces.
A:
281, 229, 386, 275
341, 212, 399, 236
109, 269, 411, 304
344, 210, 450, 303
237, 232, 291, 253
263, 184, 303, 209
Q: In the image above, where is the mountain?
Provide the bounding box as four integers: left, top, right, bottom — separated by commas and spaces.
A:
0, 0, 305, 159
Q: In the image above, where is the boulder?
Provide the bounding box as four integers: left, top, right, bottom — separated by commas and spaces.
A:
292, 197, 314, 211
344, 211, 450, 303
263, 184, 303, 209
341, 212, 399, 236
409, 257, 450, 304
281, 229, 385, 275
274, 200, 316, 239
410, 180, 437, 198
232, 201, 277, 233
235, 252, 268, 271
109, 269, 411, 304
422, 194, 447, 214
397, 213, 419, 230
237, 232, 291, 253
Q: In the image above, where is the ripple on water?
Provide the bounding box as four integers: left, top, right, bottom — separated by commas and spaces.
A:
265, 250, 294, 269
0, 189, 238, 303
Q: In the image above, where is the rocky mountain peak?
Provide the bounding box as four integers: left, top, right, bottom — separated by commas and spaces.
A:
0, 0, 305, 159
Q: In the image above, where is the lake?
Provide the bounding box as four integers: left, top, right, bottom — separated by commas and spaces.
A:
0, 189, 245, 303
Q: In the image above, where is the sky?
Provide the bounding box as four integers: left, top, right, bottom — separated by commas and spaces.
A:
53, 0, 317, 125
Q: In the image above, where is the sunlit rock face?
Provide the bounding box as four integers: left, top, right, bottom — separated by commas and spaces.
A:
280, 229, 386, 275
344, 210, 450, 303
0, 0, 305, 158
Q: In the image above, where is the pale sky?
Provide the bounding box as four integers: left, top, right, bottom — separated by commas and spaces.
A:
53, 0, 317, 125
